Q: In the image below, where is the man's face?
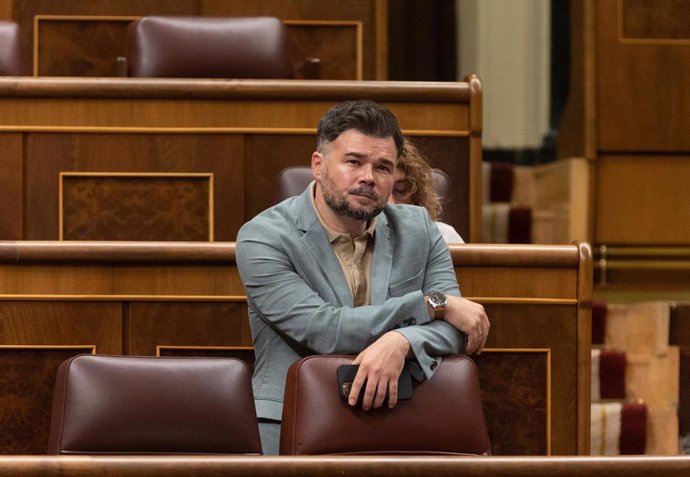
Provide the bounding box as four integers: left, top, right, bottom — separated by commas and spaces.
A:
313, 129, 397, 222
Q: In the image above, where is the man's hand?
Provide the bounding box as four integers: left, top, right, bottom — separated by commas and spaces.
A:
348, 331, 410, 411
434, 296, 490, 355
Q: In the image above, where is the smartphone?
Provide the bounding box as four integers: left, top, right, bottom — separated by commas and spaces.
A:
336, 362, 413, 405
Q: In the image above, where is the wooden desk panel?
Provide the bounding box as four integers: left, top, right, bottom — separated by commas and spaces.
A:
0, 241, 591, 455
0, 77, 482, 243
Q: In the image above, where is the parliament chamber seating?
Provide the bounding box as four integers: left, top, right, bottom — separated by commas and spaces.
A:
280, 354, 491, 455
126, 16, 294, 78
47, 354, 261, 455
277, 166, 454, 222
0, 20, 23, 75
0, 240, 590, 455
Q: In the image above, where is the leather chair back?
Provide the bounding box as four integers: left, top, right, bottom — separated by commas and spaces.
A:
126, 16, 294, 78
0, 20, 24, 75
48, 354, 262, 455
280, 354, 491, 455
277, 166, 452, 222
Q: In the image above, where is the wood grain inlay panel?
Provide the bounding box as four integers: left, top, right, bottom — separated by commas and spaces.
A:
36, 18, 133, 77
474, 350, 549, 455
0, 347, 94, 454
26, 133, 244, 241
60, 174, 212, 241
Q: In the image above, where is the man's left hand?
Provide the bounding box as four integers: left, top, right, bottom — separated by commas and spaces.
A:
348, 331, 410, 410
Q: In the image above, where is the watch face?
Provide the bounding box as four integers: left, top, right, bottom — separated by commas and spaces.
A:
429, 291, 447, 308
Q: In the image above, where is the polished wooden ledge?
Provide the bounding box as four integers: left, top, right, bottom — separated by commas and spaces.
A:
0, 456, 688, 477
0, 77, 474, 102
0, 241, 586, 266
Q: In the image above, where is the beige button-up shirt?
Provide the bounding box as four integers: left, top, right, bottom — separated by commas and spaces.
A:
310, 182, 375, 307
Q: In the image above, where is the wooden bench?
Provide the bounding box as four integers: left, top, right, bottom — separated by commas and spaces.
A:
0, 76, 482, 242
0, 241, 591, 454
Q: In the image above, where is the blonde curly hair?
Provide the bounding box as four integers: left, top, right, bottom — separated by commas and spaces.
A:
395, 139, 443, 221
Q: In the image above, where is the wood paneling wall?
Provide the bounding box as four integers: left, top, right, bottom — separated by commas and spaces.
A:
560, 0, 690, 293
0, 241, 592, 455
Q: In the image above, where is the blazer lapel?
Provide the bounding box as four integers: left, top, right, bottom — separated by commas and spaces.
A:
370, 211, 393, 305
295, 189, 353, 307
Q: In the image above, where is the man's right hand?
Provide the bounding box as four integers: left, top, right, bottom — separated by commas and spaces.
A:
430, 295, 489, 355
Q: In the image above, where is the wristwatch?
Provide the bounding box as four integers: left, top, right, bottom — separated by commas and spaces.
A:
427, 291, 448, 319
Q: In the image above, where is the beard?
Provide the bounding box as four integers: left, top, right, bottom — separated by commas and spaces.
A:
320, 168, 386, 222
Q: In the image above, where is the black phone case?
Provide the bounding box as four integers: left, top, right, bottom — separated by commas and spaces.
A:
336, 362, 413, 404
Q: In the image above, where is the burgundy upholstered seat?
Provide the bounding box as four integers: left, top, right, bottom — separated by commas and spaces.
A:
48, 354, 262, 455
0, 20, 24, 75
280, 354, 491, 455
126, 16, 294, 79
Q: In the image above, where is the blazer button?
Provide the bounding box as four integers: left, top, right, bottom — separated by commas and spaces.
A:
430, 360, 438, 370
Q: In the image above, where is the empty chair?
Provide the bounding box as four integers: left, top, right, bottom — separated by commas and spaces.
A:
0, 20, 24, 75
48, 354, 262, 455
280, 354, 491, 455
126, 16, 294, 78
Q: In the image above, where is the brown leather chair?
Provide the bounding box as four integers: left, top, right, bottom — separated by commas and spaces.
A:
280, 354, 491, 455
126, 16, 294, 78
48, 354, 262, 455
277, 166, 453, 222
0, 20, 24, 75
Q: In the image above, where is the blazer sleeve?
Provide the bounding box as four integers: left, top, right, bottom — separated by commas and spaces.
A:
393, 218, 468, 379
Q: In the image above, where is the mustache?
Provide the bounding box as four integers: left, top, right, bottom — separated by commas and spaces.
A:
348, 185, 379, 200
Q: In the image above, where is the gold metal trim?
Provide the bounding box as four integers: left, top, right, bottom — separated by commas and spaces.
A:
0, 295, 247, 302
0, 344, 96, 353
594, 244, 690, 285
595, 260, 690, 271
156, 345, 254, 357
0, 126, 317, 134
0, 294, 578, 305
595, 245, 690, 256
0, 125, 470, 136
33, 15, 139, 77
35, 14, 139, 21
616, 0, 690, 46
465, 297, 578, 305
481, 348, 552, 455
284, 20, 364, 81
58, 172, 214, 241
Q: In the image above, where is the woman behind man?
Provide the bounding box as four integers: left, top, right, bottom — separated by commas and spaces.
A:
389, 139, 464, 244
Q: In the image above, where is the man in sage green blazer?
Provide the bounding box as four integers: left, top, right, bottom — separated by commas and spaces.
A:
236, 100, 489, 454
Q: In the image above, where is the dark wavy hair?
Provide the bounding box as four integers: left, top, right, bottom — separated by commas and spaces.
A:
316, 99, 403, 156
